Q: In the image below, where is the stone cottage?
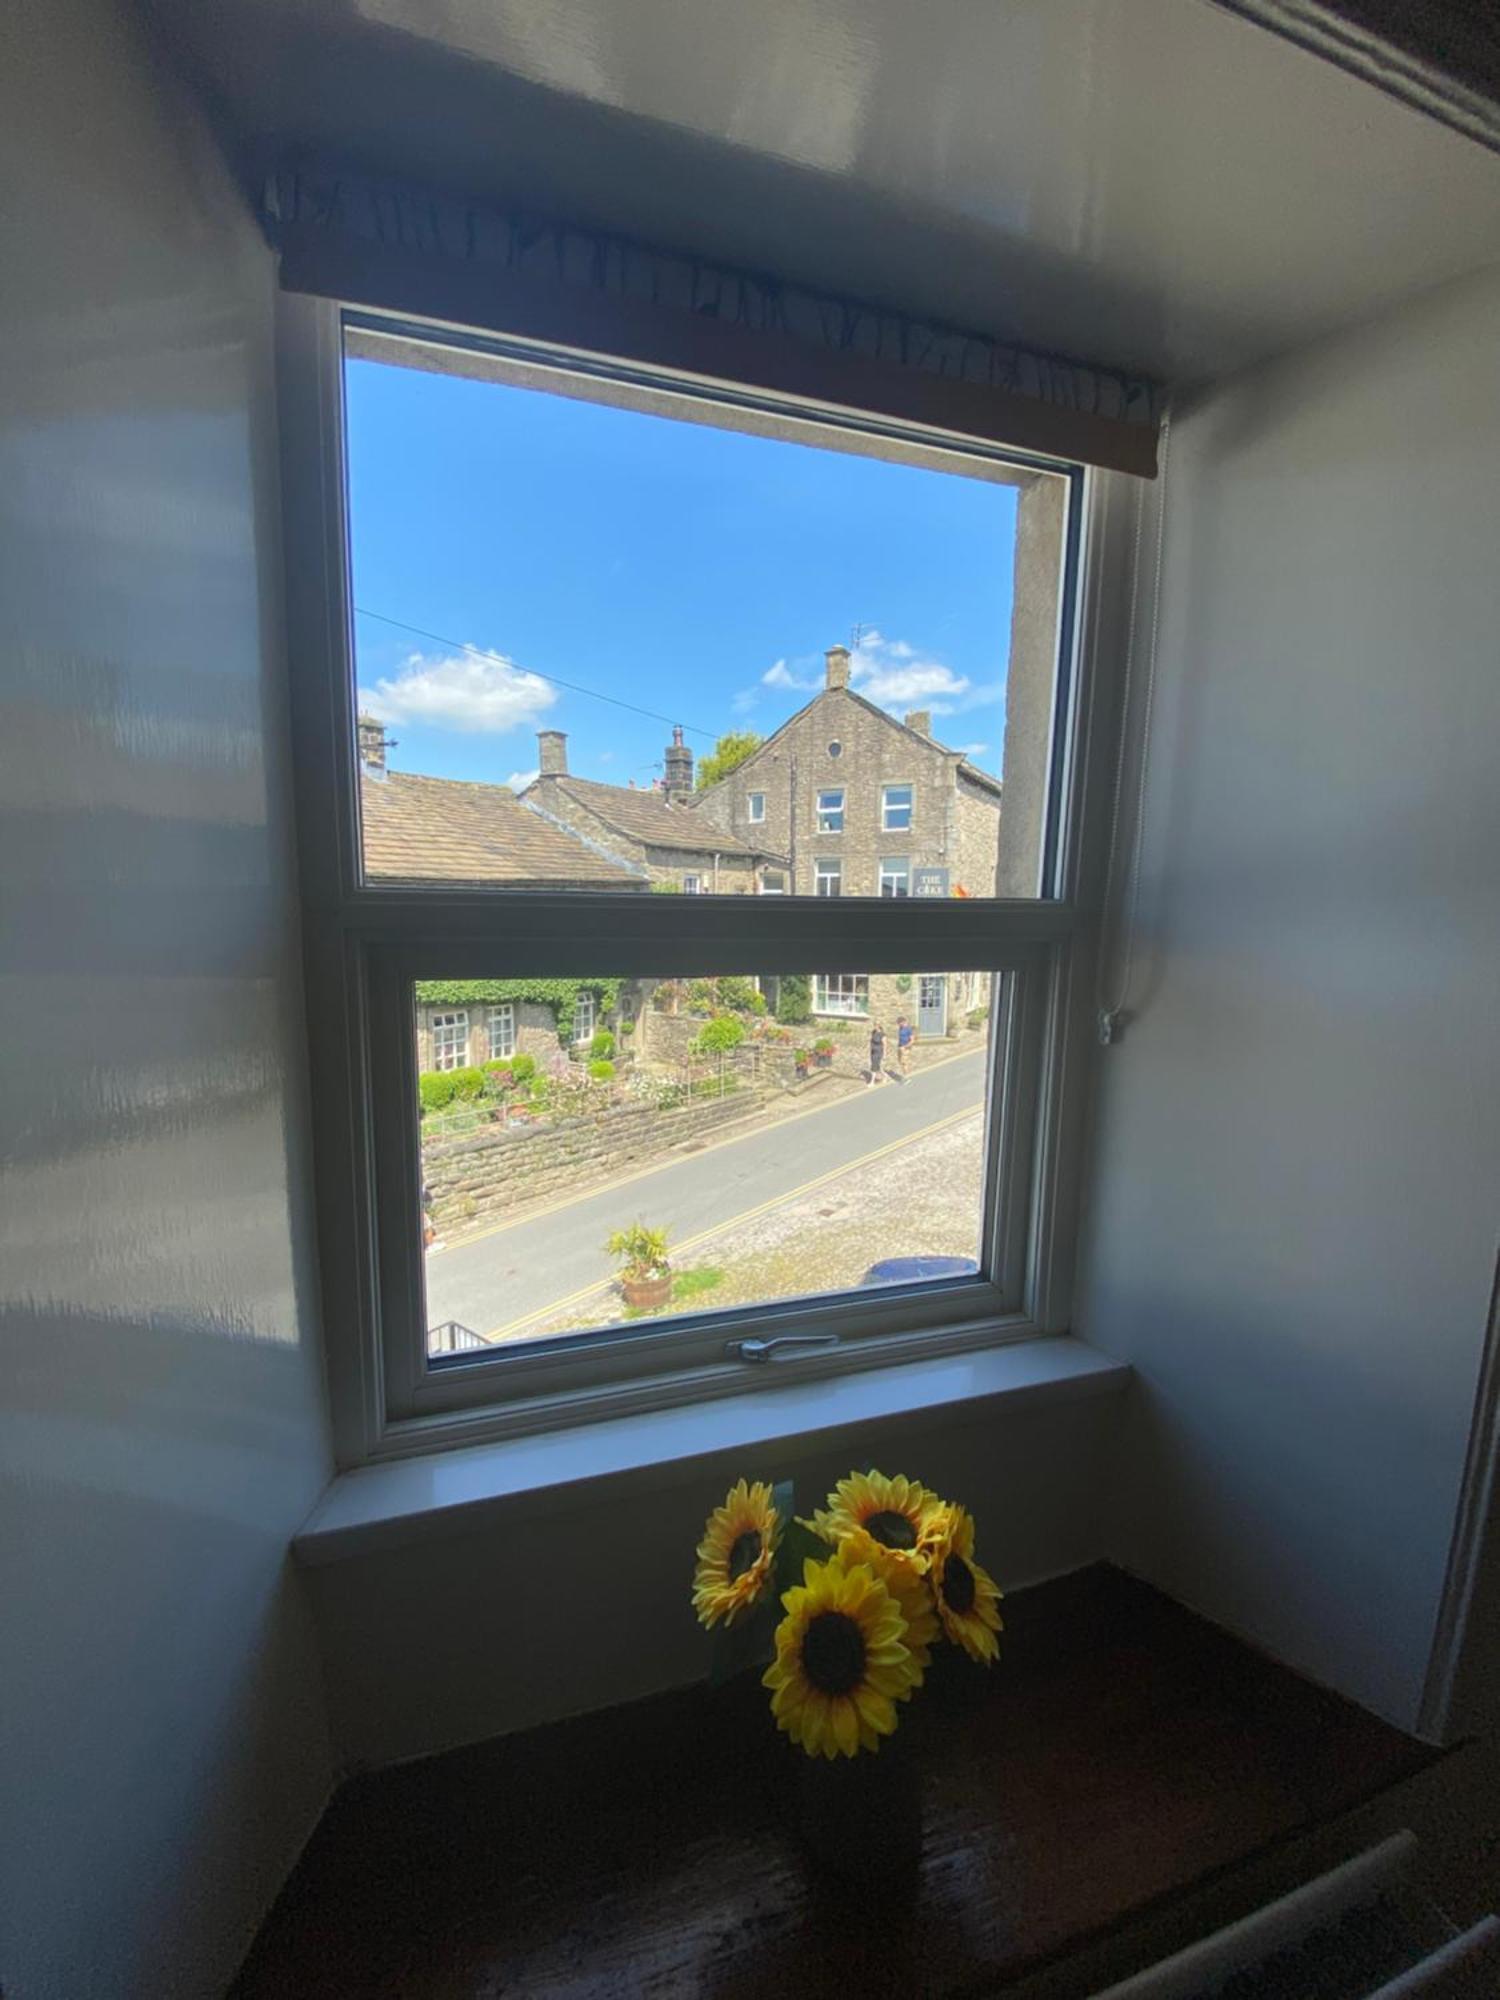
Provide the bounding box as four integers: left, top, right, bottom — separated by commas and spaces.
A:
521, 728, 784, 892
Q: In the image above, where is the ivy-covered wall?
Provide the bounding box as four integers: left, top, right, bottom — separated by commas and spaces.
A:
414, 978, 625, 1047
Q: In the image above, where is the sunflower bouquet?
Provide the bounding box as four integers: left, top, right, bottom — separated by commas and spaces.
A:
692, 1469, 1003, 1759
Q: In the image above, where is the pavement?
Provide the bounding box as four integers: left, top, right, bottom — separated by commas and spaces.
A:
425, 1046, 986, 1342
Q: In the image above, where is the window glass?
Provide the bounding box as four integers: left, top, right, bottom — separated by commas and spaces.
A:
879, 858, 911, 898
344, 330, 1072, 902
430, 1011, 469, 1071
487, 1004, 515, 1060
416, 971, 1000, 1354
814, 858, 842, 897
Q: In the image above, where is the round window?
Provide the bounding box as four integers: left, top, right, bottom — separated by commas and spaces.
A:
828, 740, 842, 759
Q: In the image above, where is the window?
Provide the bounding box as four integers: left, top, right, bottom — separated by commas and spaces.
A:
812, 974, 869, 1017
431, 1012, 469, 1071
681, 874, 703, 895
747, 792, 765, 823
882, 785, 914, 832
286, 295, 1100, 1457
487, 1004, 516, 1060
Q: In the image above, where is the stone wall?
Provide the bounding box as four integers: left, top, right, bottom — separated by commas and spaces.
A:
423, 1085, 769, 1235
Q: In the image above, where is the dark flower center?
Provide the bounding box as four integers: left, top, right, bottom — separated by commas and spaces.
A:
942, 1554, 977, 1615
728, 1529, 763, 1581
863, 1508, 917, 1550
801, 1611, 867, 1695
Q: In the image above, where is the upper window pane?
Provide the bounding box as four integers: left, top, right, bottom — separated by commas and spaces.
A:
343, 326, 1074, 898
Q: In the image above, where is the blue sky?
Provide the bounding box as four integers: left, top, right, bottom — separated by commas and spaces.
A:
346, 357, 1018, 790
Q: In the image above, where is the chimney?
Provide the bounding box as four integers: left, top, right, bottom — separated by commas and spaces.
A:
663, 724, 694, 802
357, 713, 390, 773
824, 645, 851, 691
537, 729, 568, 776
905, 710, 932, 737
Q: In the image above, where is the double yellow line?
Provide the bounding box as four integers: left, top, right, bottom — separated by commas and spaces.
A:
478, 1100, 981, 1344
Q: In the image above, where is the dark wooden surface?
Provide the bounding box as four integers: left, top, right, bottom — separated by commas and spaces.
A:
233, 1566, 1436, 1999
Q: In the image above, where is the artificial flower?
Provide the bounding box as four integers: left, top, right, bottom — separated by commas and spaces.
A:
834, 1522, 941, 1684
692, 1478, 780, 1629
763, 1552, 922, 1757
921, 1503, 1003, 1664
808, 1468, 943, 1578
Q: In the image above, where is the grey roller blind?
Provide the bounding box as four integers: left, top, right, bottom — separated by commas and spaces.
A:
263, 163, 1162, 478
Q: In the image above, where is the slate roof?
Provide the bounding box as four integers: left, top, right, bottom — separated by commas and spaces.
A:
360, 770, 642, 886
540, 774, 767, 855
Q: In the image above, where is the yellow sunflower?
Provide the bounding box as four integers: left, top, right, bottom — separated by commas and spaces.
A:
692, 1478, 780, 1629
763, 1552, 922, 1757
835, 1523, 941, 1684
921, 1504, 1003, 1664
809, 1469, 943, 1578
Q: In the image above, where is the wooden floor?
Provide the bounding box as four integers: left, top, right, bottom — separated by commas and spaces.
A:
233, 1566, 1435, 1998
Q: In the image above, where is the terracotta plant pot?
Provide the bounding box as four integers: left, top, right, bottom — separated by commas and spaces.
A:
621, 1271, 672, 1310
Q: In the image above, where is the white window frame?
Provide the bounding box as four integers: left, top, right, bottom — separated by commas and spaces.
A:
812, 974, 870, 1017
816, 788, 845, 833
681, 873, 703, 894
280, 293, 1122, 1467
430, 1011, 469, 1072
759, 869, 786, 894
882, 783, 914, 832
814, 857, 843, 897
572, 990, 597, 1044
487, 1003, 515, 1060
747, 791, 765, 823
879, 857, 911, 898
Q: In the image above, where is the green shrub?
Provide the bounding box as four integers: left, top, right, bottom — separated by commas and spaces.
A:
419, 1070, 455, 1114
694, 1014, 746, 1056
966, 1006, 990, 1032
620, 1017, 635, 1036
715, 975, 766, 1016
588, 1058, 616, 1083
776, 974, 812, 1025
589, 1029, 616, 1060
447, 1064, 485, 1103
510, 1052, 537, 1082
687, 980, 716, 1016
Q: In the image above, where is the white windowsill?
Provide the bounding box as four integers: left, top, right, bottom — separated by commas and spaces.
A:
294, 1335, 1127, 1567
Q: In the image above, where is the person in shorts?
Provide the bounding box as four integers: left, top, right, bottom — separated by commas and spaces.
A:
896, 1014, 914, 1076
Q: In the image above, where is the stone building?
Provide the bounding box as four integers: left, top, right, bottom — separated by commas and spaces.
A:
690, 644, 1003, 900
521, 727, 782, 891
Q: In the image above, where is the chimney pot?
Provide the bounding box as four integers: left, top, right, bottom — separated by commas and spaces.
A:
663, 723, 694, 802
537, 729, 568, 776
905, 709, 932, 737
824, 645, 851, 691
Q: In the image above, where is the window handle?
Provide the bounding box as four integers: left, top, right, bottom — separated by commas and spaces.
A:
725, 1333, 841, 1365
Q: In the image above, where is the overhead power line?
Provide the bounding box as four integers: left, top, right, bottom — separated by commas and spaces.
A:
353, 607, 718, 741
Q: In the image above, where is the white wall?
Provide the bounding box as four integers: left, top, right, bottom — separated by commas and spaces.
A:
0, 4, 334, 1995
308, 1385, 1119, 1769
1078, 266, 1500, 1732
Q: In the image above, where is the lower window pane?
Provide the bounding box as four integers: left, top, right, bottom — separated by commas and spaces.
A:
416, 971, 1001, 1356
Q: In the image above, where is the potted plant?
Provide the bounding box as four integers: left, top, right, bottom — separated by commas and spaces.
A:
812, 1038, 836, 1068
793, 1048, 811, 1079
606, 1221, 673, 1310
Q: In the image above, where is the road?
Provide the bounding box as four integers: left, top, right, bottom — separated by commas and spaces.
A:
426, 1048, 986, 1340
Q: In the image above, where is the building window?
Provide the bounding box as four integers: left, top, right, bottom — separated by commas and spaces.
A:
827, 740, 842, 759
487, 1004, 516, 1059
882, 784, 914, 832
431, 1012, 469, 1071
813, 974, 869, 1017
296, 300, 1095, 1456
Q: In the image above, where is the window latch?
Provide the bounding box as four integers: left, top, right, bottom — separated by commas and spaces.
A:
725, 1333, 841, 1365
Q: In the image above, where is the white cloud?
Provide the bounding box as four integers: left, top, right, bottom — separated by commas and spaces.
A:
847, 629, 996, 718
762, 657, 821, 694
506, 769, 539, 792
359, 647, 556, 735
957, 742, 990, 758
730, 686, 761, 715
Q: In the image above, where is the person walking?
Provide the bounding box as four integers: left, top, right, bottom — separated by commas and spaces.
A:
895, 1014, 914, 1077
868, 1020, 886, 1086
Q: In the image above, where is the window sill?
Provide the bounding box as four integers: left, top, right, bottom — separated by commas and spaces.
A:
294, 1335, 1126, 1567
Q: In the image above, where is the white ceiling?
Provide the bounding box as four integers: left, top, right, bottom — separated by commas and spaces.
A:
160, 0, 1500, 386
